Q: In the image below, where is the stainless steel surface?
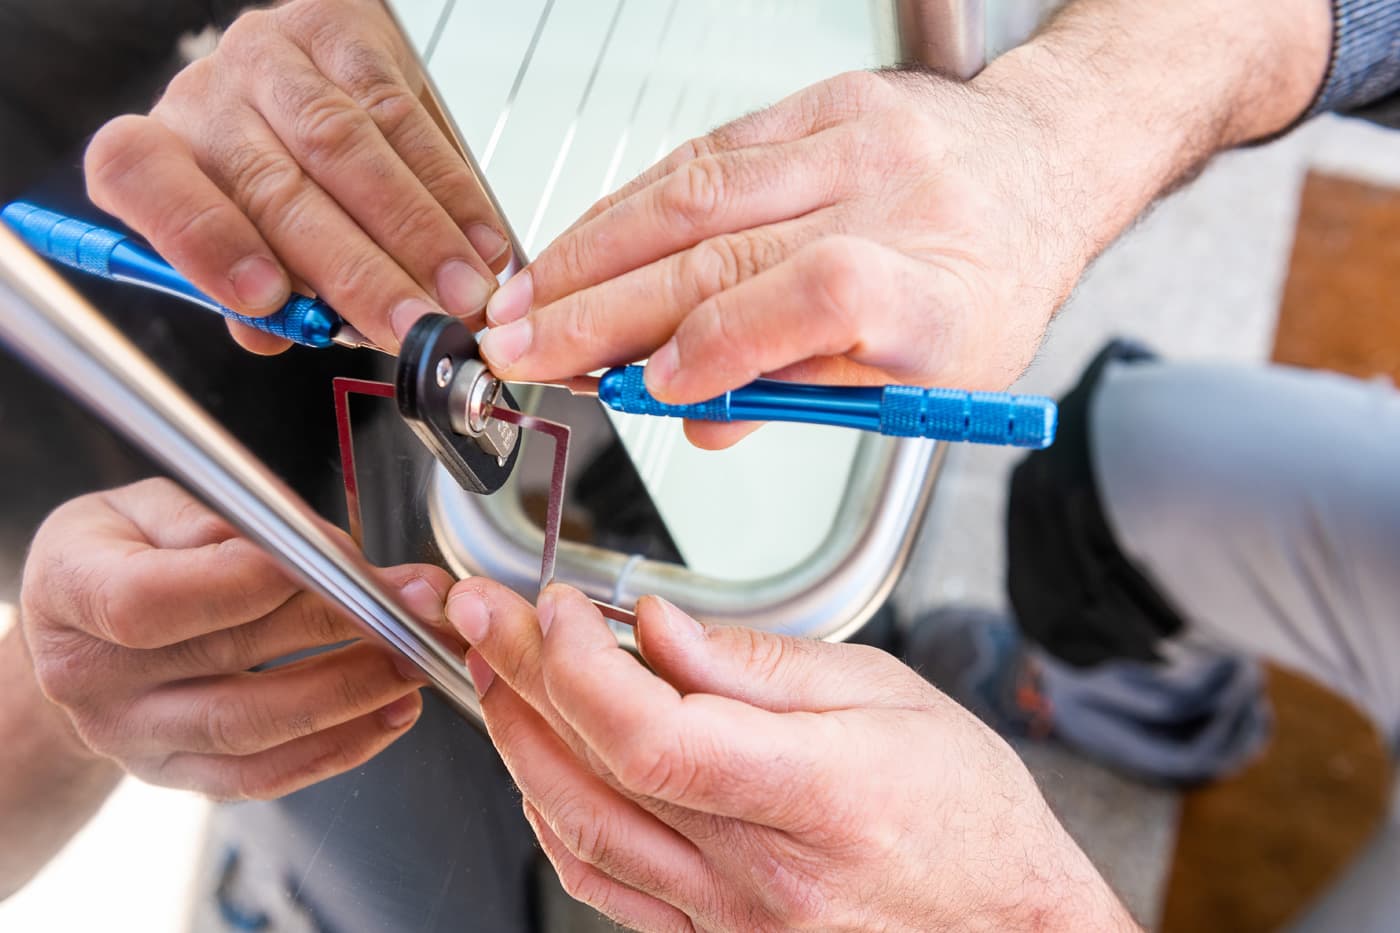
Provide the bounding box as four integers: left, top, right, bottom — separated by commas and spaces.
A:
897, 0, 986, 77
0, 225, 484, 723
433, 434, 944, 643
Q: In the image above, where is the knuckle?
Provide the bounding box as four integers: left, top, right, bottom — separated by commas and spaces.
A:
742, 629, 797, 687
412, 149, 474, 205
550, 233, 595, 290
160, 58, 211, 106
552, 792, 614, 866
218, 620, 265, 672
231, 766, 281, 802
29, 632, 102, 708
165, 631, 226, 675
172, 499, 230, 546
660, 156, 728, 232
554, 857, 608, 910
148, 200, 228, 257
273, 0, 331, 43
283, 709, 318, 741
67, 708, 120, 758
84, 115, 160, 207
212, 534, 266, 569
94, 580, 150, 649
616, 733, 697, 801
290, 96, 372, 167
351, 68, 418, 135
494, 642, 534, 696
673, 133, 720, 166
802, 238, 868, 336
485, 702, 534, 756
380, 197, 448, 252
202, 539, 275, 621
225, 142, 305, 222
828, 70, 893, 109
700, 231, 780, 290
199, 695, 266, 755
320, 247, 383, 303
20, 524, 72, 609
880, 112, 942, 177
219, 8, 275, 57
28, 649, 72, 703
133, 476, 182, 500
297, 597, 350, 649
24, 543, 80, 625
553, 295, 608, 354
680, 240, 739, 300
749, 852, 829, 929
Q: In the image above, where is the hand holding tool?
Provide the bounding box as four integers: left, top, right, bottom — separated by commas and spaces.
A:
519, 366, 1058, 449
2, 201, 378, 352
587, 366, 1057, 449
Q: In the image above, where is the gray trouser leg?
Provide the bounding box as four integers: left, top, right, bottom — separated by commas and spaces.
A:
1090, 360, 1400, 930
1094, 361, 1400, 740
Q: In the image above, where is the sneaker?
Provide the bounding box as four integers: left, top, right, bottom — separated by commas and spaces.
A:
902, 607, 1052, 739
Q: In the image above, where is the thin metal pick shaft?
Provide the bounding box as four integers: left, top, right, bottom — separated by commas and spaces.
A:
488, 406, 568, 591
488, 405, 636, 626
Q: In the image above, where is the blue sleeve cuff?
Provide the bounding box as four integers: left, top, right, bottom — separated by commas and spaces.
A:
1309, 0, 1400, 117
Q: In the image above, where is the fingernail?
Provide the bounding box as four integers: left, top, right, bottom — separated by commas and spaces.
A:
437, 259, 493, 318
391, 298, 439, 343
465, 649, 495, 696
229, 255, 288, 312
537, 588, 557, 638
399, 577, 445, 624
651, 596, 704, 641
446, 589, 490, 644
645, 339, 680, 394
466, 224, 510, 264
486, 270, 533, 326
480, 318, 532, 370
380, 692, 421, 729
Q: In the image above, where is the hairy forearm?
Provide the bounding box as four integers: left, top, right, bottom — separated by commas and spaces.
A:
971, 0, 1332, 265
0, 624, 119, 900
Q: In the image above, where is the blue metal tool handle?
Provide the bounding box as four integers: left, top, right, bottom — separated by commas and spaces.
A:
2, 201, 340, 349
596, 365, 1057, 449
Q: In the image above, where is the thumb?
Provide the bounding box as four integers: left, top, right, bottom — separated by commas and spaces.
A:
635, 596, 927, 712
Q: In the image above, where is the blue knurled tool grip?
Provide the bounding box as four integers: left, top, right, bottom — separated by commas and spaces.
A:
596, 365, 1057, 449
2, 201, 341, 349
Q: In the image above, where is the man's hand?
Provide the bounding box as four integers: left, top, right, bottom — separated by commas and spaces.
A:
480, 0, 1330, 449
19, 478, 452, 800
84, 0, 509, 354
480, 70, 1067, 449
447, 581, 1139, 932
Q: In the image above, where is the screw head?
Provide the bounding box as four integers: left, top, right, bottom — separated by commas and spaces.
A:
435, 357, 454, 388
